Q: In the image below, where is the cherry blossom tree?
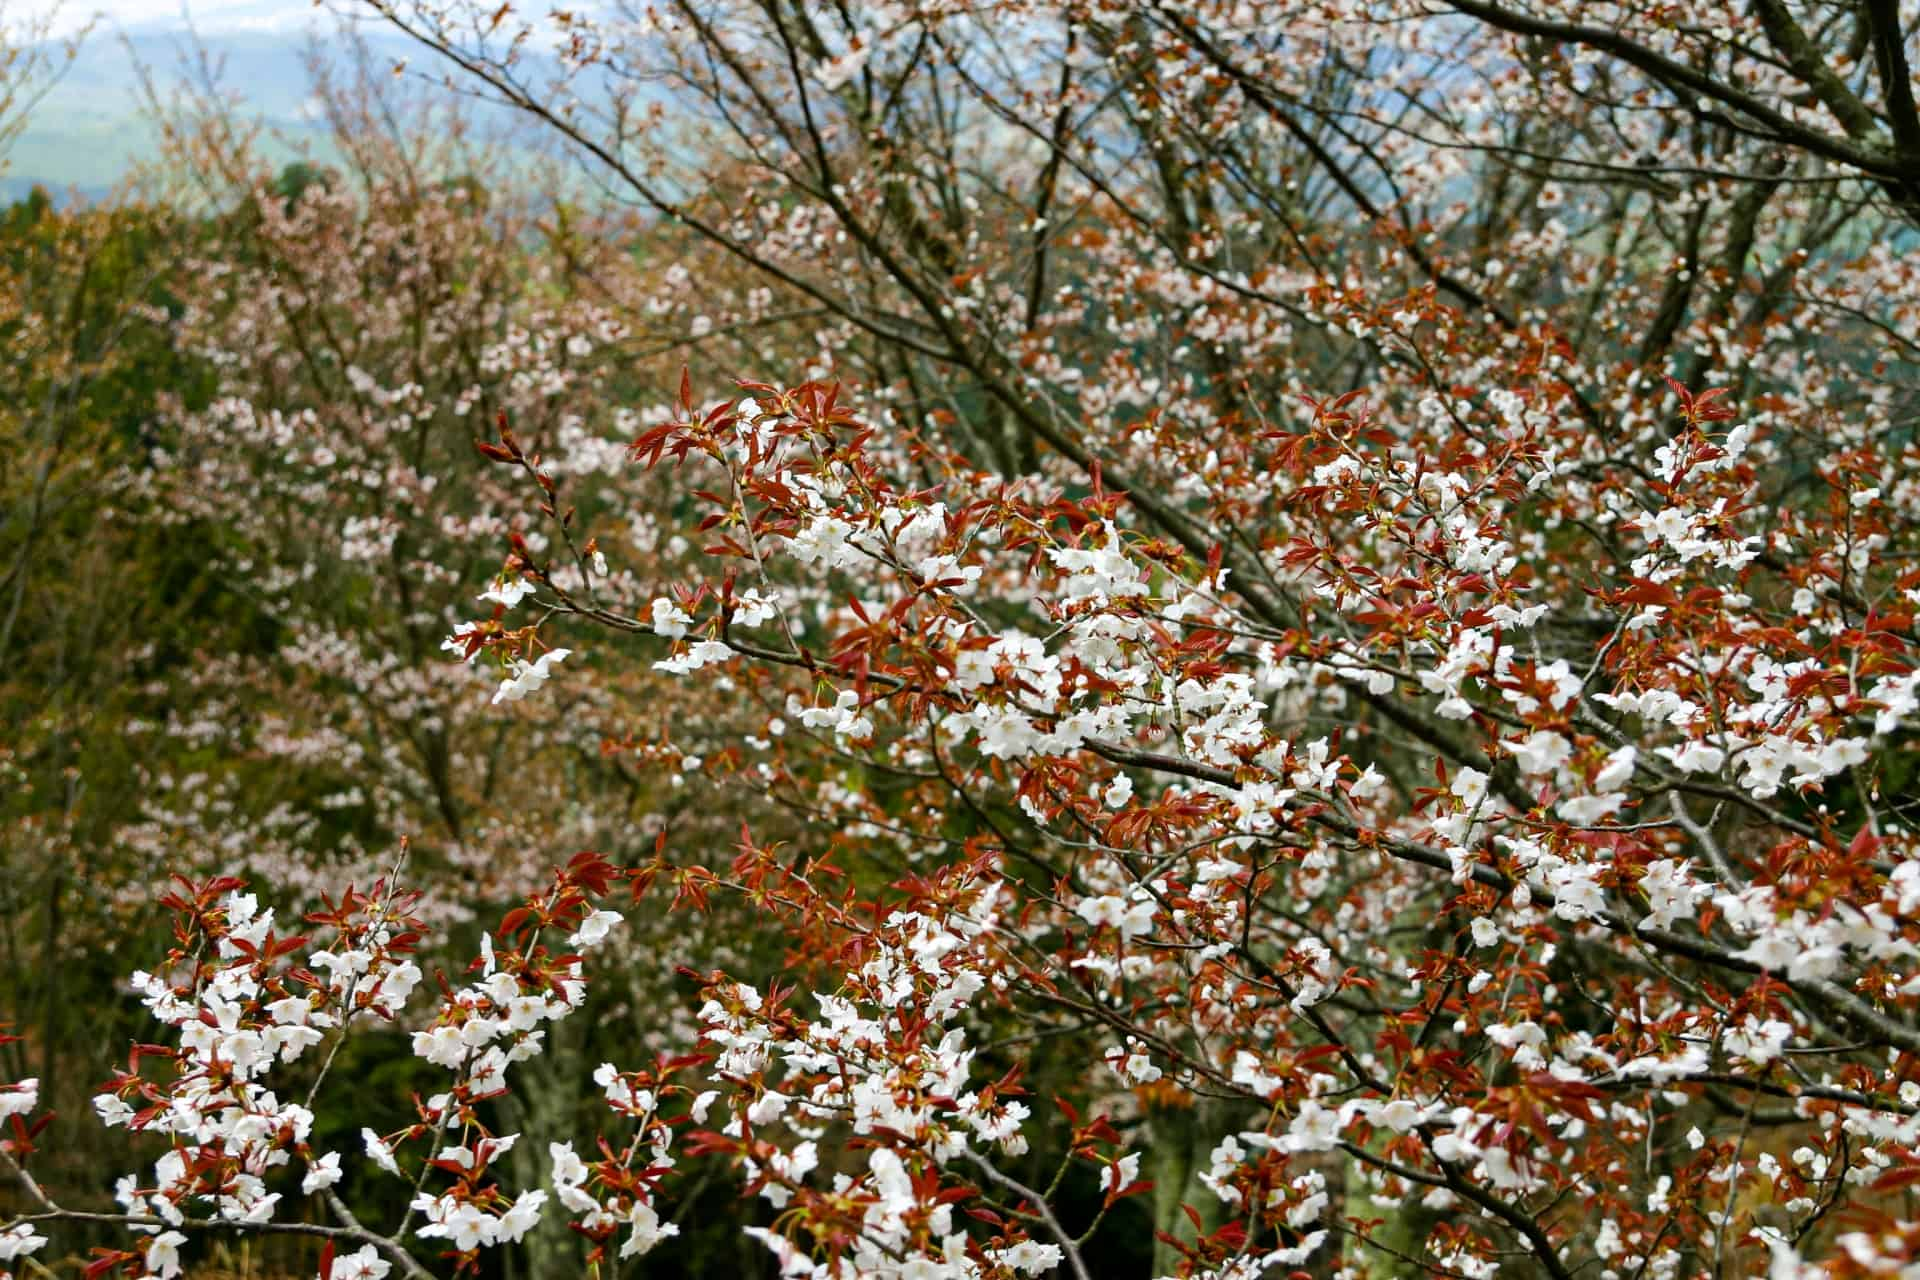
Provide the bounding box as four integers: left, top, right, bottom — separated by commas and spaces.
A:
4, 39, 811, 1274
7, 1, 1920, 1278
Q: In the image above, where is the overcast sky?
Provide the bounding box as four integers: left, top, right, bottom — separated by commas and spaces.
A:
12, 0, 337, 37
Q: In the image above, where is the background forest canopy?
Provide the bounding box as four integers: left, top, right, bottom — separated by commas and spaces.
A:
4, 2, 1920, 1279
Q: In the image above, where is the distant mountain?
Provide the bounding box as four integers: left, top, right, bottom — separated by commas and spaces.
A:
2, 11, 528, 203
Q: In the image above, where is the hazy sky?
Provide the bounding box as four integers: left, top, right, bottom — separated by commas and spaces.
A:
13, 0, 336, 37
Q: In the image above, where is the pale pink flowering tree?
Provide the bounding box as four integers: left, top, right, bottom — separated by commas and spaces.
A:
8, 1, 1920, 1278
